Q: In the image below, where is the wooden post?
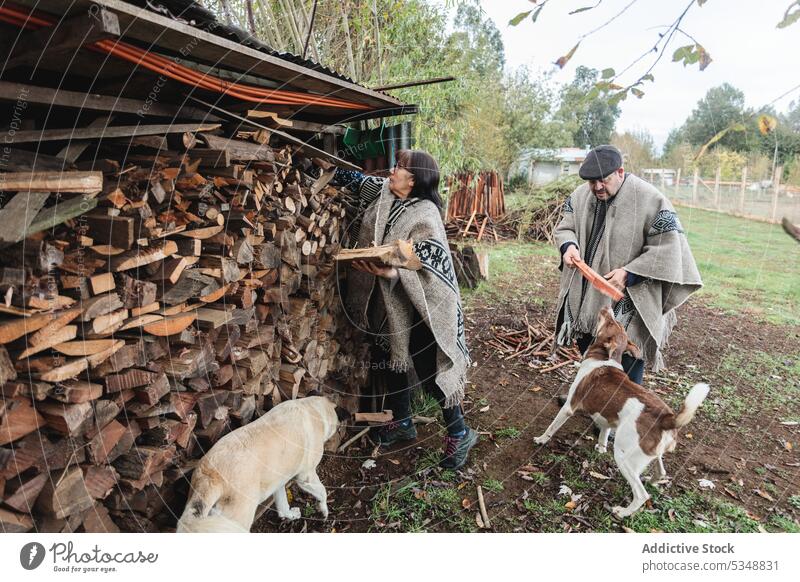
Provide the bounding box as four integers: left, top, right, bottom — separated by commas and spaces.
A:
692, 168, 699, 205
739, 166, 747, 215
674, 168, 681, 199
771, 165, 782, 223
713, 166, 721, 210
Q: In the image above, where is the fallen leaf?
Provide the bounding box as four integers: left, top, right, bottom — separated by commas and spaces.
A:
558, 484, 573, 497
589, 470, 611, 480
564, 500, 577, 511
462, 498, 473, 510
668, 508, 676, 522
745, 510, 762, 521
528, 386, 542, 392
622, 526, 635, 533
479, 405, 490, 413
754, 489, 775, 502
361, 459, 377, 470
785, 441, 793, 452
388, 459, 400, 465
698, 478, 715, 489
685, 433, 693, 439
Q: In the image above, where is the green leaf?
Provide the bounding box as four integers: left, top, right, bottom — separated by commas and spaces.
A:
555, 42, 581, 69
777, 1, 800, 28
531, 4, 545, 22
698, 0, 708, 5
672, 44, 694, 63
569, 6, 595, 15
631, 87, 645, 98
641, 73, 655, 82
509, 10, 532, 26
601, 68, 615, 79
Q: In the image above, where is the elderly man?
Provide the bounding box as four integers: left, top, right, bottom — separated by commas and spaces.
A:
554, 145, 702, 384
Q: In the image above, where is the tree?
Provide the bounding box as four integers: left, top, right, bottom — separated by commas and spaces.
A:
557, 66, 621, 148
680, 84, 751, 151
611, 129, 656, 174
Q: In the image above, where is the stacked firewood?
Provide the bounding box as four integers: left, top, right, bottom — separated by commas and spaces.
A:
445, 170, 505, 222
0, 133, 367, 533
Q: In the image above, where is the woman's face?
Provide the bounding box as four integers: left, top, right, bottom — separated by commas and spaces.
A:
388, 159, 415, 199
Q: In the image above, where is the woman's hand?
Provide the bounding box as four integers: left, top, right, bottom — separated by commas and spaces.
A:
312, 157, 334, 171
351, 260, 398, 279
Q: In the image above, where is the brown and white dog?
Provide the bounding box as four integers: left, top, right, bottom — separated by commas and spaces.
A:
177, 396, 347, 533
534, 307, 709, 518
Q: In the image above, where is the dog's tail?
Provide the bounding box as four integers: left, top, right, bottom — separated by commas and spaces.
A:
663, 383, 710, 429
178, 467, 225, 531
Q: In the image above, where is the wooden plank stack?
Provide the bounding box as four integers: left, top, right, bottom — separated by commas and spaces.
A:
0, 133, 368, 532
445, 170, 506, 222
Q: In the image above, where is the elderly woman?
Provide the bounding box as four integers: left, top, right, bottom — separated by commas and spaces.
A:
314, 150, 477, 470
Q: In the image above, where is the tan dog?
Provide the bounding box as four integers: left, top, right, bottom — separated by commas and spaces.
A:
177, 396, 346, 533
534, 307, 709, 518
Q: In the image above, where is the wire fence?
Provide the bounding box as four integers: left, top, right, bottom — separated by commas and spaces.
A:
652, 167, 800, 224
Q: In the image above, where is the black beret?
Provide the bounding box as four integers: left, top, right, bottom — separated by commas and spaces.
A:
579, 145, 623, 180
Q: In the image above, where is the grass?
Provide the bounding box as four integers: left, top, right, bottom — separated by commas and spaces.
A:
370, 480, 476, 533
494, 426, 522, 439
460, 241, 557, 306
679, 206, 800, 326
704, 348, 800, 422
482, 478, 505, 493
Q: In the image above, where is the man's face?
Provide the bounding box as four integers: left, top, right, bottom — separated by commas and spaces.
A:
588, 167, 625, 200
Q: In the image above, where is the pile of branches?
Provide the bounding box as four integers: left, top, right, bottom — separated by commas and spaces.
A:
484, 315, 581, 372
495, 176, 581, 243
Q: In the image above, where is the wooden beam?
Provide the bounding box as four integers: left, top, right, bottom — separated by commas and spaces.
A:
5, 7, 120, 69
0, 172, 103, 194
5, 123, 220, 144
0, 81, 216, 121
189, 97, 361, 171
0, 192, 51, 246
25, 196, 100, 237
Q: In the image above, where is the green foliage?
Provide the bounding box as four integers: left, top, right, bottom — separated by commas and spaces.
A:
611, 129, 656, 174
557, 66, 621, 148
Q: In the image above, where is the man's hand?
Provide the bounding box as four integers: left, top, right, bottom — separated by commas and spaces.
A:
603, 268, 628, 292
351, 260, 398, 279
563, 245, 581, 268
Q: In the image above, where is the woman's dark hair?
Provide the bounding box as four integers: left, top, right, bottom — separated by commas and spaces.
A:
396, 149, 442, 209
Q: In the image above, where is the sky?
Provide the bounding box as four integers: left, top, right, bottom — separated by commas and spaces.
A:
473, 0, 800, 152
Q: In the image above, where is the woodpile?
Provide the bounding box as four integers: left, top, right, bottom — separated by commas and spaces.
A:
445, 170, 505, 221
444, 171, 506, 242
0, 130, 369, 533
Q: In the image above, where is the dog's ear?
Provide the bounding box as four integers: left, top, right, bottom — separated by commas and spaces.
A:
625, 340, 641, 359
334, 405, 352, 422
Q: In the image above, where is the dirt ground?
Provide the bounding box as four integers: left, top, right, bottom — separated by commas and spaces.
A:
252, 248, 800, 533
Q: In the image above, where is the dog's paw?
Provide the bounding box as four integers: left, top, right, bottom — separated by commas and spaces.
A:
281, 507, 302, 521
594, 444, 607, 454
318, 503, 329, 519
611, 506, 630, 519
533, 435, 549, 445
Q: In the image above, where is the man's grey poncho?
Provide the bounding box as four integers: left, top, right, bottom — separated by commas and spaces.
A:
554, 174, 702, 371
346, 179, 470, 408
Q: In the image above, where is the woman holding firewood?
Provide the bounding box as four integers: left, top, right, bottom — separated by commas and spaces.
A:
311, 150, 477, 470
